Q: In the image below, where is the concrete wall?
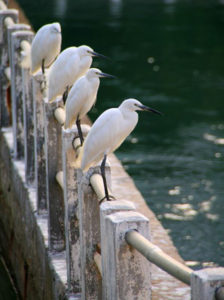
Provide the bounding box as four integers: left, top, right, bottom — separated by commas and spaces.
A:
0, 128, 67, 300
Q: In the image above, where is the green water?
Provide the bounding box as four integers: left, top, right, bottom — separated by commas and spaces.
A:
16, 0, 224, 269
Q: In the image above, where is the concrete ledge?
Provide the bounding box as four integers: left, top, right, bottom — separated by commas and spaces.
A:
0, 126, 190, 299
0, 128, 67, 300
109, 153, 191, 299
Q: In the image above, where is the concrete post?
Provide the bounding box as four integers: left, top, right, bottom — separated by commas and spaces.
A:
62, 125, 90, 293
100, 200, 136, 300
9, 27, 31, 158
32, 72, 47, 213
62, 127, 80, 293
191, 267, 224, 300
77, 168, 102, 300
0, 10, 18, 127
102, 211, 151, 300
21, 35, 34, 186
44, 98, 65, 252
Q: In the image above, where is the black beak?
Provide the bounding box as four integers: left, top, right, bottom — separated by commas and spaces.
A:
99, 72, 116, 79
138, 104, 163, 115
90, 50, 109, 59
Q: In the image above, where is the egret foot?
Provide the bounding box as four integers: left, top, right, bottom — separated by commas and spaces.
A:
99, 194, 116, 204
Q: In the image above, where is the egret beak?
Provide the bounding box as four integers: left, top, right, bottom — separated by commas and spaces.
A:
98, 72, 116, 79
89, 50, 109, 59
137, 104, 163, 115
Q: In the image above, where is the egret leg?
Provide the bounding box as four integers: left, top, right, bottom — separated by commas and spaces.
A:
63, 86, 69, 104
76, 118, 84, 146
41, 59, 45, 74
100, 154, 110, 202
40, 59, 48, 93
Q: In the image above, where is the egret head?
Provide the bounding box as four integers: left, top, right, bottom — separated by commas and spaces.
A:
50, 22, 61, 34
120, 98, 162, 115
86, 68, 116, 79
78, 45, 108, 59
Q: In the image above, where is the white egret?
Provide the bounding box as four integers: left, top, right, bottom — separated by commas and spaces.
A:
64, 68, 115, 145
48, 45, 107, 103
31, 22, 61, 74
76, 98, 162, 201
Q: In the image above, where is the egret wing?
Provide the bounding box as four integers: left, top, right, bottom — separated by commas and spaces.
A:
81, 108, 130, 171
31, 29, 45, 73
48, 47, 77, 102
65, 77, 88, 128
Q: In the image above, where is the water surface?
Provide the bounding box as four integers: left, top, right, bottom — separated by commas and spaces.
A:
17, 0, 224, 269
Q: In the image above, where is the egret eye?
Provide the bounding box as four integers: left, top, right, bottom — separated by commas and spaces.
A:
53, 27, 59, 33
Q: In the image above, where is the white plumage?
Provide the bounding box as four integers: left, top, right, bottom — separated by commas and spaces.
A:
75, 98, 162, 201
31, 22, 61, 74
48, 45, 105, 103
64, 68, 114, 129
80, 98, 162, 171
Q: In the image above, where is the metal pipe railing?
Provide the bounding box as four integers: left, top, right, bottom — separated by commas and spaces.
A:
90, 173, 113, 202
56, 171, 64, 190
4, 16, 14, 27
72, 136, 81, 152
94, 252, 102, 277
90, 173, 107, 201
125, 230, 192, 285
20, 40, 31, 53
54, 107, 65, 125
55, 135, 80, 191
20, 39, 31, 68
4, 66, 10, 81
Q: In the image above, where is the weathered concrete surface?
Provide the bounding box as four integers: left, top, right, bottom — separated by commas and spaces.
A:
103, 211, 151, 300
0, 127, 190, 300
0, 128, 67, 300
109, 153, 191, 300
191, 268, 224, 300
2, 1, 190, 299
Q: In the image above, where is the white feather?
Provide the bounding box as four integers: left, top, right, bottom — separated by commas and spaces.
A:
31, 22, 61, 74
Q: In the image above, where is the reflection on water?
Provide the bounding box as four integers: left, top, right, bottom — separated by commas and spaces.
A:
16, 0, 224, 269
54, 0, 68, 17
109, 0, 123, 18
